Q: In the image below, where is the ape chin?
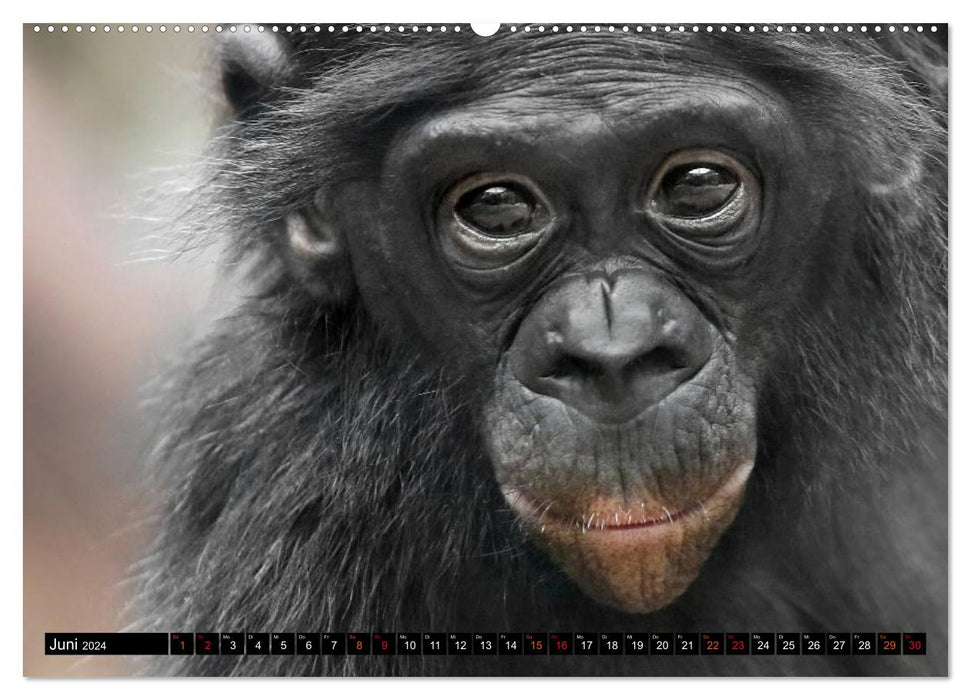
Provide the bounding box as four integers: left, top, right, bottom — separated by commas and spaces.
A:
501, 459, 753, 613
140, 26, 948, 677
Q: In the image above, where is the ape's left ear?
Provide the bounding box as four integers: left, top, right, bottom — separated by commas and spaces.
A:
282, 191, 356, 304
219, 32, 293, 116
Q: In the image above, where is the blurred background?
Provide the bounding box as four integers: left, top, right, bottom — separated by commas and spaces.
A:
24, 26, 227, 675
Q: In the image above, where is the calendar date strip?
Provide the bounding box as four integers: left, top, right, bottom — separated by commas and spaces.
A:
46, 632, 926, 656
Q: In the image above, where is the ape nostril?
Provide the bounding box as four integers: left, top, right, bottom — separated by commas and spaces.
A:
623, 347, 687, 376
541, 354, 606, 381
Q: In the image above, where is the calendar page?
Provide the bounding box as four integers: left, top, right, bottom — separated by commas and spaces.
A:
24, 20, 947, 678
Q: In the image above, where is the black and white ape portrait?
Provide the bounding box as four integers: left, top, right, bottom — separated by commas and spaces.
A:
137, 26, 948, 676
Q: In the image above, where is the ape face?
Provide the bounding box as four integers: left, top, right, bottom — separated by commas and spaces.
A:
336, 70, 818, 614
303, 53, 832, 614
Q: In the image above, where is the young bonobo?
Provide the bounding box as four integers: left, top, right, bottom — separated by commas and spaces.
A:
139, 27, 947, 676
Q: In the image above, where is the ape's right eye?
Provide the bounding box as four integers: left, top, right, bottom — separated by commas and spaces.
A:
440, 174, 553, 270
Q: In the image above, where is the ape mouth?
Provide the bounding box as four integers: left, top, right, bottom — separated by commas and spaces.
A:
502, 459, 754, 535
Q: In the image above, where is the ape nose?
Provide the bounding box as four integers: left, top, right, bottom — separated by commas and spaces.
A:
511, 270, 714, 423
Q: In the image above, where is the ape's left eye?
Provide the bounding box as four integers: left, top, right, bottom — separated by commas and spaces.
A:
653, 164, 739, 218
646, 149, 759, 247
440, 174, 553, 270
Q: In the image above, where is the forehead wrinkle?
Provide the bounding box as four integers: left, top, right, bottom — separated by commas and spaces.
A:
468, 34, 750, 98
441, 73, 781, 135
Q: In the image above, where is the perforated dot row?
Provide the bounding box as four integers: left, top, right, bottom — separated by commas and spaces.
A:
29, 24, 465, 34
31, 24, 941, 35
505, 24, 938, 34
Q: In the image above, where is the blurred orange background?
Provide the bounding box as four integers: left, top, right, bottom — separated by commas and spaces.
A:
24, 26, 225, 676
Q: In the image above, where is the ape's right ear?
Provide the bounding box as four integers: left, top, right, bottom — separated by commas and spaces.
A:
282, 190, 356, 304
219, 32, 292, 115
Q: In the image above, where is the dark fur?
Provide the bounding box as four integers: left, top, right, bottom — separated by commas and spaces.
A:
136, 30, 948, 675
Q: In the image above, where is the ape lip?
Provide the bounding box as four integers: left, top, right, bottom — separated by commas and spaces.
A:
503, 460, 754, 532
510, 497, 695, 531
